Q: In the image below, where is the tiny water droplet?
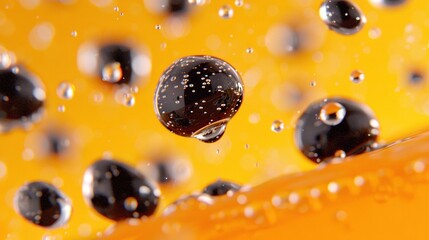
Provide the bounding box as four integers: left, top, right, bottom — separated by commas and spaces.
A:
271, 120, 284, 133
246, 48, 254, 54
320, 102, 346, 126
350, 70, 365, 83
155, 25, 162, 30
56, 82, 75, 100
310, 81, 317, 87
71, 31, 78, 37
218, 5, 234, 19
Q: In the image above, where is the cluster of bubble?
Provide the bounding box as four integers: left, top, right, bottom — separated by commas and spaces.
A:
2, 0, 417, 232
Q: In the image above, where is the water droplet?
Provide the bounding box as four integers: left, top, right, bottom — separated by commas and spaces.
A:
310, 81, 317, 87
408, 71, 424, 85
56, 82, 75, 100
319, 0, 366, 35
102, 62, 123, 83
155, 24, 162, 30
271, 120, 284, 133
203, 180, 241, 196
14, 181, 72, 228
353, 175, 365, 186
244, 206, 254, 218
237, 194, 247, 205
350, 70, 365, 83
218, 5, 234, 19
246, 48, 254, 54
320, 102, 346, 126
288, 192, 300, 204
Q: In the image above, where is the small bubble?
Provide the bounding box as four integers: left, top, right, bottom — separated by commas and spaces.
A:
243, 206, 254, 218
102, 62, 123, 83
57, 105, 66, 112
56, 82, 75, 100
271, 120, 284, 133
237, 194, 247, 205
368, 27, 382, 39
218, 5, 234, 19
216, 149, 220, 154
413, 161, 426, 173
408, 72, 424, 85
350, 70, 365, 83
335, 210, 348, 222
122, 93, 135, 107
327, 182, 339, 193
288, 192, 300, 204
113, 6, 119, 12
124, 197, 138, 211
353, 176, 365, 186
320, 102, 346, 126
155, 25, 162, 30
334, 150, 346, 159
310, 81, 317, 87
234, 0, 244, 7
71, 31, 78, 37
246, 48, 254, 54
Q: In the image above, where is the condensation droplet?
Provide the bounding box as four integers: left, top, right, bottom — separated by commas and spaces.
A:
271, 120, 284, 133
218, 5, 234, 19
56, 82, 75, 100
102, 62, 123, 83
350, 70, 365, 83
320, 102, 346, 126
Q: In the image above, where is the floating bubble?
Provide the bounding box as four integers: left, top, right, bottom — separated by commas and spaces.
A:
320, 102, 346, 126
154, 55, 243, 143
218, 5, 234, 19
350, 70, 365, 83
319, 0, 366, 35
14, 181, 72, 228
271, 120, 284, 133
56, 82, 75, 100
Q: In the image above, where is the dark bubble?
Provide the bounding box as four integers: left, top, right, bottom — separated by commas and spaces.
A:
294, 97, 379, 163
408, 71, 424, 85
154, 55, 244, 143
167, 0, 189, 14
0, 66, 45, 132
14, 181, 71, 228
319, 0, 365, 35
98, 44, 135, 85
82, 159, 160, 221
202, 179, 241, 196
